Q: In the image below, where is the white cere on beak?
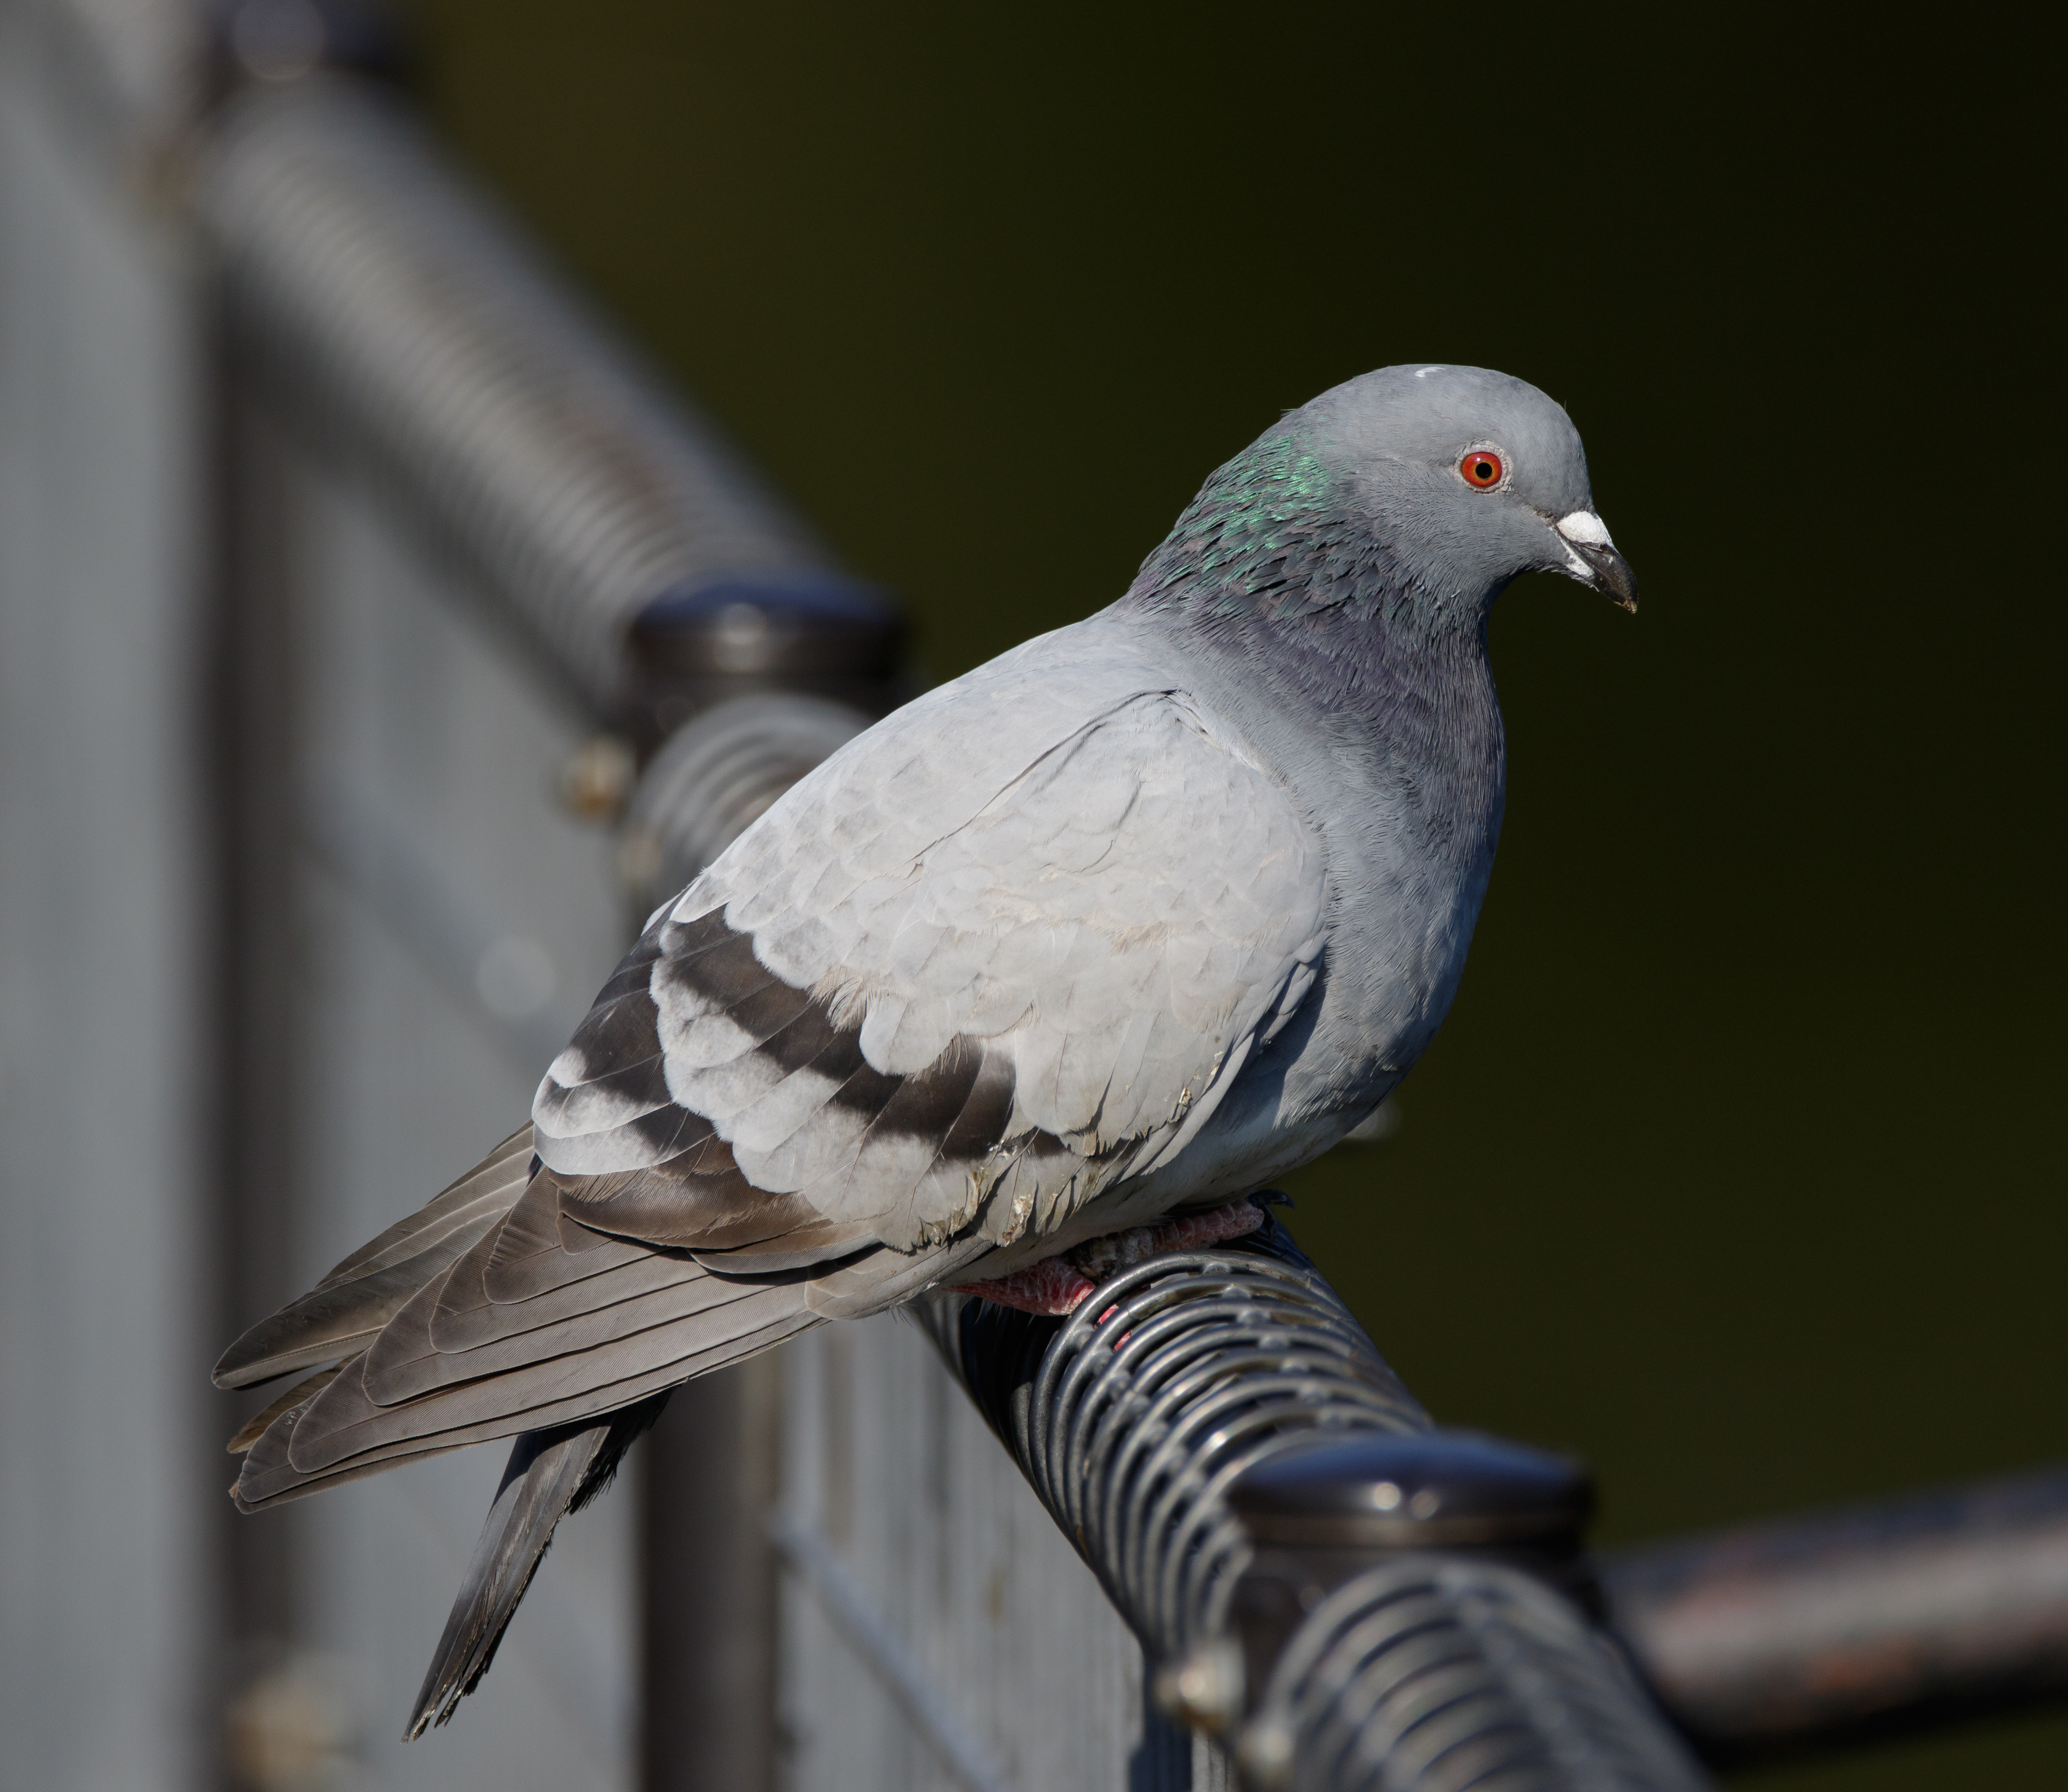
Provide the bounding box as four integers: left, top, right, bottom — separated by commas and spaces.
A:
1556, 510, 1615, 549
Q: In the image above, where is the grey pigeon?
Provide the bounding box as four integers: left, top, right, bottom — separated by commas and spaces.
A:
215, 363, 1636, 1734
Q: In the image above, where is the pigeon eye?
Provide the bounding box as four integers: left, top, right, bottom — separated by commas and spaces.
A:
1459, 450, 1505, 489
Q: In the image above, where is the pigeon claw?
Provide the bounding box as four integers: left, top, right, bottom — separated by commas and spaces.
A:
950, 1257, 1100, 1316
950, 1196, 1270, 1316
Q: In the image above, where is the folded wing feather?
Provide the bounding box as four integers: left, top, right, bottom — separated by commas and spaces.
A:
221, 647, 1328, 1515
537, 666, 1327, 1258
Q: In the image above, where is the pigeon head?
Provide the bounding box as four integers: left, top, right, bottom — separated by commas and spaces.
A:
1303, 364, 1636, 613
1128, 364, 1636, 628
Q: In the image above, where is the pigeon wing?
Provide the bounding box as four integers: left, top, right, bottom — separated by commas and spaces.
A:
536, 645, 1328, 1268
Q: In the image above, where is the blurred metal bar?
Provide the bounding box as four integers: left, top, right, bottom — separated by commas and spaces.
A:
196, 71, 843, 723
769, 1510, 1013, 1792
191, 61, 882, 1792
1604, 1463, 2068, 1764
642, 1355, 784, 1792
0, 6, 220, 1788
209, 303, 305, 1729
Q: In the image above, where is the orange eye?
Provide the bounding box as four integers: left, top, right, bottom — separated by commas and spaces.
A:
1459, 449, 1504, 488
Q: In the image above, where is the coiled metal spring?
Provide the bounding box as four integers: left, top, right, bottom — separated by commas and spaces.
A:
925, 1220, 1712, 1792
924, 1221, 1428, 1656
1241, 1555, 1705, 1792
621, 691, 874, 905
203, 75, 833, 715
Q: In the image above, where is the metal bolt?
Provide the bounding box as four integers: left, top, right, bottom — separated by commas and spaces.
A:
1152, 1636, 1244, 1733
1234, 1714, 1295, 1791
558, 732, 637, 822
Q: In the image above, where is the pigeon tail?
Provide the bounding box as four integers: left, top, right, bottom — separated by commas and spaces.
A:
405, 1395, 667, 1740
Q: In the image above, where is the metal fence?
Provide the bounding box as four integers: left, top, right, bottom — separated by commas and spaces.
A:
0, 6, 1200, 1783
3, 5, 2065, 1791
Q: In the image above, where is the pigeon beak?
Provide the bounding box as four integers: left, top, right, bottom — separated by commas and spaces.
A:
1554, 511, 1638, 613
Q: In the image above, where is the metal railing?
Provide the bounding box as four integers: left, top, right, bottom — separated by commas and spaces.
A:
1604, 1462, 2068, 1764
925, 1220, 1709, 1791
930, 1218, 2068, 1786
203, 76, 837, 719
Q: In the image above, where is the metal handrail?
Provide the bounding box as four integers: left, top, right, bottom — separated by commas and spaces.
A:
1244, 1557, 1699, 1792
949, 1241, 1425, 1655
924, 1220, 1711, 1791
1602, 1463, 2068, 1764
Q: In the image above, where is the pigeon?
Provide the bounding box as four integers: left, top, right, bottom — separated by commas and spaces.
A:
214, 363, 1636, 1735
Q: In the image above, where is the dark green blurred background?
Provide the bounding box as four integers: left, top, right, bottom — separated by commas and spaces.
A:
395, 6, 2060, 1784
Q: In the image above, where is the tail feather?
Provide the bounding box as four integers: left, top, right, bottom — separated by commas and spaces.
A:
405, 1396, 667, 1740
215, 1126, 535, 1390
213, 1120, 927, 1732
232, 1290, 815, 1509
228, 1366, 341, 1454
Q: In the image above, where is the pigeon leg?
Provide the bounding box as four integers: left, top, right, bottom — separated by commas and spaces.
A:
950, 1256, 1100, 1316
950, 1195, 1267, 1315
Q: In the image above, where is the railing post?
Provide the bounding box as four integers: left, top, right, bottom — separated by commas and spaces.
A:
620, 585, 903, 1792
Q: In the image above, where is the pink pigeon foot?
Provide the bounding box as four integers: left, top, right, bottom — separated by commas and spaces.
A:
950, 1196, 1270, 1316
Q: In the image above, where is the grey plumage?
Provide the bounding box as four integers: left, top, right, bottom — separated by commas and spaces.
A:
215, 363, 1635, 1727
406, 1398, 665, 1737
216, 1125, 536, 1391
